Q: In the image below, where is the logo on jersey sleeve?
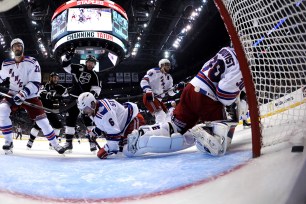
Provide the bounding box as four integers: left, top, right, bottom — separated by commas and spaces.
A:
79, 72, 92, 84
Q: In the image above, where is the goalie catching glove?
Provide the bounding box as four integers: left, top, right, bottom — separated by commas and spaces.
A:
13, 90, 28, 105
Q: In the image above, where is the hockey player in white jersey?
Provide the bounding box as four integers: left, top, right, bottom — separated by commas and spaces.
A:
124, 47, 244, 157
140, 59, 183, 123
0, 38, 66, 154
77, 92, 146, 159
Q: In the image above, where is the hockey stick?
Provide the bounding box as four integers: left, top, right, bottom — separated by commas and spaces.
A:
0, 91, 61, 114
57, 99, 77, 113
85, 133, 102, 150
155, 75, 194, 98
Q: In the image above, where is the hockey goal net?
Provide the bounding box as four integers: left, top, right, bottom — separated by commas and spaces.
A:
215, 0, 306, 157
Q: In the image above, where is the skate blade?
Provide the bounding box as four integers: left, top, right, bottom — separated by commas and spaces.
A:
4, 150, 13, 155
91, 150, 97, 154
65, 149, 73, 154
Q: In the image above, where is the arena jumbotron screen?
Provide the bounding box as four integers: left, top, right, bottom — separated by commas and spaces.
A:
51, 0, 128, 69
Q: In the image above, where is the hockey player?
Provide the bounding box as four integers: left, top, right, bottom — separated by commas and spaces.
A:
62, 50, 101, 152
124, 47, 244, 157
77, 92, 146, 159
140, 59, 184, 123
26, 72, 68, 149
0, 38, 65, 154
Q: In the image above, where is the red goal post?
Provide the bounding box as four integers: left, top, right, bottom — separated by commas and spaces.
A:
215, 0, 306, 157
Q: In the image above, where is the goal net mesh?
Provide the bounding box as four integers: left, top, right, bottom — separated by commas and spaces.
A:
220, 0, 306, 149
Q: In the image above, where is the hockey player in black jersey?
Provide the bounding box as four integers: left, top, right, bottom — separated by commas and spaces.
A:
62, 50, 101, 152
26, 72, 68, 149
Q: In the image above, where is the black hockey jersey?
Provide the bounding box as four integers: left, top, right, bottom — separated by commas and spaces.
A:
62, 60, 101, 98
40, 82, 67, 109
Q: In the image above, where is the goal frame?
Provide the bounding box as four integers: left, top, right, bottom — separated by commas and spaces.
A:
214, 0, 262, 157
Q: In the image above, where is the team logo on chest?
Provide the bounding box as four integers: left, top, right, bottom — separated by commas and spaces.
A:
79, 72, 91, 84
11, 71, 23, 87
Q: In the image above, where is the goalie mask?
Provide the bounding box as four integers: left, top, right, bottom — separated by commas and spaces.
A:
11, 38, 24, 56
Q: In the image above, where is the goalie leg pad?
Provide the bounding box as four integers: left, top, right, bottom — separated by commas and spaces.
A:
136, 133, 191, 155
123, 130, 193, 157
191, 122, 231, 156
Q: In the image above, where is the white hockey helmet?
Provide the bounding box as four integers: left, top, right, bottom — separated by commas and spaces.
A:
77, 92, 96, 113
10, 38, 24, 49
158, 59, 171, 68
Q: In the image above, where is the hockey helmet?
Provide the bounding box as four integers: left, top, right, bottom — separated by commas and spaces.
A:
158, 59, 171, 68
10, 38, 24, 49
50, 72, 59, 77
77, 92, 96, 113
86, 55, 97, 64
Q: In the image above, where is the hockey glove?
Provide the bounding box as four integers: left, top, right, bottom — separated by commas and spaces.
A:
225, 102, 238, 122
13, 90, 28, 106
65, 47, 75, 60
97, 143, 117, 159
175, 81, 186, 92
145, 90, 154, 102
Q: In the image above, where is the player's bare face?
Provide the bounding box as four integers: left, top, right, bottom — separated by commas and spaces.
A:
12, 43, 23, 57
86, 61, 96, 70
51, 76, 59, 84
161, 63, 171, 73
82, 106, 95, 116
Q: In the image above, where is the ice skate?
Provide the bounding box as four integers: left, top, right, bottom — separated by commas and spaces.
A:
63, 141, 73, 153
89, 141, 97, 153
3, 141, 13, 154
53, 144, 66, 154
26, 139, 33, 150
243, 120, 251, 128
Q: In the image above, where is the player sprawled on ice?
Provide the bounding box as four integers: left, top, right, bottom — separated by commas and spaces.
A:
124, 46, 244, 157
27, 72, 68, 150
77, 92, 146, 159
62, 48, 101, 153
0, 38, 66, 154
140, 59, 185, 124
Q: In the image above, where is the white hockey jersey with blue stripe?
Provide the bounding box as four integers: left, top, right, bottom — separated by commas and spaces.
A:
190, 47, 244, 106
0, 56, 41, 98
93, 99, 139, 138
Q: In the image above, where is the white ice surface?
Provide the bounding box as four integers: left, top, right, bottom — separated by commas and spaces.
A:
0, 124, 305, 204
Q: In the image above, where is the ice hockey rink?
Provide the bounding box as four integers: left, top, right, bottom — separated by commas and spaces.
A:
0, 120, 305, 204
